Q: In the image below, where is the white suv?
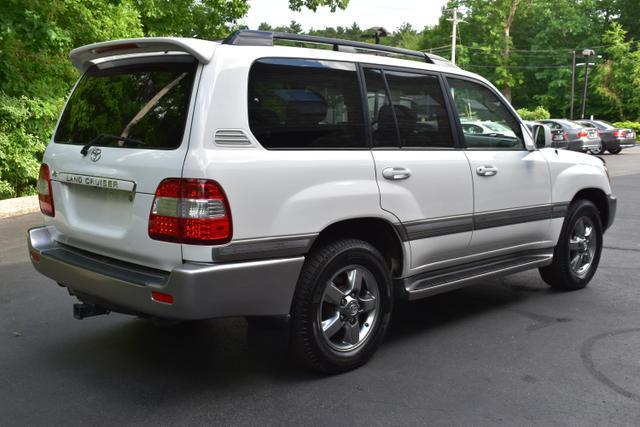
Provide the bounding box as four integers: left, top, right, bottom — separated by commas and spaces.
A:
28, 31, 617, 373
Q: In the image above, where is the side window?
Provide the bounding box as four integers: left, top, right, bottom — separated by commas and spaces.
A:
363, 68, 397, 147
447, 78, 523, 150
384, 71, 454, 148
248, 58, 366, 149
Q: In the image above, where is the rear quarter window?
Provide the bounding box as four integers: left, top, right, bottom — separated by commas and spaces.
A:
248, 58, 366, 149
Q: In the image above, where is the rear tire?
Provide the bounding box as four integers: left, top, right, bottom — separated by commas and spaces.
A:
290, 239, 393, 374
590, 145, 603, 155
539, 200, 603, 291
608, 147, 622, 154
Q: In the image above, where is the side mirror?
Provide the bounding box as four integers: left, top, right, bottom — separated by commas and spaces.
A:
533, 124, 551, 149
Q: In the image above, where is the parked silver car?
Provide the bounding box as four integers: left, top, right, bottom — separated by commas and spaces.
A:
539, 119, 602, 153
523, 120, 568, 149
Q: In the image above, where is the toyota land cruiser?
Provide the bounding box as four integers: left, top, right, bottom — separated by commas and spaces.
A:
28, 31, 616, 373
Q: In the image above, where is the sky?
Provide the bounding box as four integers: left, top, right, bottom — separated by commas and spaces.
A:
242, 0, 450, 32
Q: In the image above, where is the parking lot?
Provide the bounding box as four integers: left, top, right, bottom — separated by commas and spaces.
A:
2, 148, 640, 425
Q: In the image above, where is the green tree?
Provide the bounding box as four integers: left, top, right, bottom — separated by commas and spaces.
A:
135, 0, 249, 39
289, 0, 349, 11
591, 23, 640, 120
391, 23, 421, 50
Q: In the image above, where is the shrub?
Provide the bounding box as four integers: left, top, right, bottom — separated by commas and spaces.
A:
516, 106, 551, 121
0, 93, 62, 199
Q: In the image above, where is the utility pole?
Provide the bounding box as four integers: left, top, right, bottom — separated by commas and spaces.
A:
580, 49, 595, 119
570, 50, 576, 119
448, 7, 459, 64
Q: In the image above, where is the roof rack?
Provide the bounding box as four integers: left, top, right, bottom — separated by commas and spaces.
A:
222, 30, 456, 67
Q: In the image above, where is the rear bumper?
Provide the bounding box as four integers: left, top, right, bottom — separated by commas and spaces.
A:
619, 140, 637, 148
603, 139, 636, 150
28, 227, 304, 320
567, 139, 601, 152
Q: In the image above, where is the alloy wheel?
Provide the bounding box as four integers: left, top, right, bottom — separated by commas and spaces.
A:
568, 216, 597, 279
318, 265, 380, 352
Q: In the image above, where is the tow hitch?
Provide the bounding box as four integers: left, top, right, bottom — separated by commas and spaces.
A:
73, 303, 110, 319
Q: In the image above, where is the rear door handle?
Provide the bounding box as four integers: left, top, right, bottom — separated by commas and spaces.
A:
382, 167, 411, 181
476, 165, 498, 176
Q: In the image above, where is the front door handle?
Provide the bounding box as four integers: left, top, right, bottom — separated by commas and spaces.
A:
476, 165, 498, 177
382, 167, 411, 181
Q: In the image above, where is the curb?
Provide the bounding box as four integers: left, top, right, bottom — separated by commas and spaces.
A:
0, 195, 39, 219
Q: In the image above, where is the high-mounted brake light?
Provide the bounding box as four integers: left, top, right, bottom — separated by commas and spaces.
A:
92, 43, 139, 54
37, 164, 54, 217
148, 178, 232, 245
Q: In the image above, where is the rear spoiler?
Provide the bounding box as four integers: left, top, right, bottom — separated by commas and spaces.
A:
69, 37, 216, 73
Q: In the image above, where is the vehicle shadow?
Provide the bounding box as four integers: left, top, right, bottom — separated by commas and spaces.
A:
38, 272, 555, 396
385, 273, 555, 344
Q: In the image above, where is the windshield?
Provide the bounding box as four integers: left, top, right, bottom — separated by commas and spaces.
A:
54, 58, 197, 149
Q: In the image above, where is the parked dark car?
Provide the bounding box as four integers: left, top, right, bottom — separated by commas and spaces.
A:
575, 119, 637, 154
538, 119, 602, 153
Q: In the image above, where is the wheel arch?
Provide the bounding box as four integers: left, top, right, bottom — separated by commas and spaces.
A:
570, 187, 609, 229
308, 217, 406, 278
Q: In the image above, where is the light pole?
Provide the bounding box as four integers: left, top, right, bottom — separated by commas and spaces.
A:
570, 50, 576, 119
449, 7, 459, 64
367, 27, 388, 45
580, 49, 595, 119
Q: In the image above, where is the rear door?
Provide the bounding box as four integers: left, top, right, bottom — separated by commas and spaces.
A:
365, 67, 474, 273
44, 56, 200, 270
446, 77, 552, 255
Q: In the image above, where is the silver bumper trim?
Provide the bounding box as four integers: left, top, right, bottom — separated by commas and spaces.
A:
28, 227, 304, 320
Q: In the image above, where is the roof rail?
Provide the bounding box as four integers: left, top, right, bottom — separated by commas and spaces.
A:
222, 30, 456, 67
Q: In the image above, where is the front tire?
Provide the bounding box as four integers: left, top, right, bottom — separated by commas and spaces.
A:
590, 145, 603, 155
539, 200, 603, 290
290, 239, 393, 374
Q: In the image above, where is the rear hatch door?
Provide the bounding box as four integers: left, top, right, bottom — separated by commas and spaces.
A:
44, 56, 200, 270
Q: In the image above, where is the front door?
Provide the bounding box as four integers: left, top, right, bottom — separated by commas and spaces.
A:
446, 77, 552, 256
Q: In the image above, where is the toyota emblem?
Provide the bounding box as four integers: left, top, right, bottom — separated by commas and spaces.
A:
90, 148, 102, 162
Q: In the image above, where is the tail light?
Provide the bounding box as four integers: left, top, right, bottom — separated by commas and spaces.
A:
37, 164, 54, 217
564, 131, 569, 141
612, 130, 625, 138
148, 178, 232, 245
578, 130, 588, 138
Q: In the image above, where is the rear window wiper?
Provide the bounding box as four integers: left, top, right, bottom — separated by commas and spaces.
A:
80, 134, 146, 156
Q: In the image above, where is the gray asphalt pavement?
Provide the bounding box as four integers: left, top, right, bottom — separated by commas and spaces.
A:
2, 149, 640, 425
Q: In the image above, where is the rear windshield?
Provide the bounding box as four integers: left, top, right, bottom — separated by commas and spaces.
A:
54, 58, 197, 149
542, 120, 580, 129
592, 120, 614, 130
